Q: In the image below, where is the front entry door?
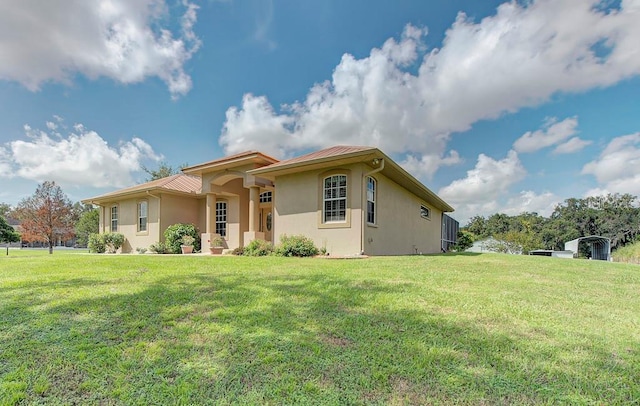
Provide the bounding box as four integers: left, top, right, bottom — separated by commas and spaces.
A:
260, 207, 273, 242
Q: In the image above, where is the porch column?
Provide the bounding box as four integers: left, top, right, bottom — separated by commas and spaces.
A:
202, 193, 218, 251
206, 193, 217, 234
244, 186, 265, 244
248, 186, 260, 232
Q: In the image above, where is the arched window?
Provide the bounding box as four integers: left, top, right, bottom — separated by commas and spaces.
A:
259, 191, 272, 203
323, 174, 347, 222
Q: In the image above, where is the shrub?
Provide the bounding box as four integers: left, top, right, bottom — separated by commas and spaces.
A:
243, 239, 274, 256
103, 232, 125, 253
88, 233, 106, 253
453, 230, 475, 252
232, 246, 245, 256
136, 247, 147, 254
164, 223, 200, 254
275, 234, 319, 257
149, 241, 170, 254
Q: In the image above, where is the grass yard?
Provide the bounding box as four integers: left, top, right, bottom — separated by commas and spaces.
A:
1, 252, 639, 405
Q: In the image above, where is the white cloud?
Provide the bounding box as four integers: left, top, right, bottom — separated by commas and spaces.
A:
513, 117, 583, 153
503, 191, 559, 217
0, 121, 162, 188
582, 132, 640, 195
219, 0, 640, 176
0, 0, 201, 98
438, 150, 527, 224
552, 137, 592, 154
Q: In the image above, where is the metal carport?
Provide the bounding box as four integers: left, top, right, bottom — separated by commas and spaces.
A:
564, 236, 611, 261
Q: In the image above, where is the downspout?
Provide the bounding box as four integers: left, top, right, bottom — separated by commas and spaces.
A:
361, 158, 384, 255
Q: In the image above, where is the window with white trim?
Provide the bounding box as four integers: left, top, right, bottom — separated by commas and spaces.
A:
259, 191, 272, 203
216, 201, 227, 237
420, 204, 430, 220
323, 175, 347, 222
366, 176, 376, 224
110, 205, 118, 231
138, 201, 148, 232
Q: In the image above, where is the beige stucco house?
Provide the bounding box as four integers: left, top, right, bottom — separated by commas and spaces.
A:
83, 146, 455, 256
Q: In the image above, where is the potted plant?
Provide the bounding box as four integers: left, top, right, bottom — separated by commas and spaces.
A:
180, 235, 195, 254
210, 236, 225, 255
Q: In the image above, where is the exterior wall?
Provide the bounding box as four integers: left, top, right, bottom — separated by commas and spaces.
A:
101, 193, 202, 253
108, 197, 161, 253
363, 173, 443, 255
273, 164, 363, 256
159, 194, 204, 236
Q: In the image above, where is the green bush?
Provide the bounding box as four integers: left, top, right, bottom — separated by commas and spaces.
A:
243, 239, 274, 256
103, 232, 125, 253
275, 234, 319, 257
164, 223, 200, 254
232, 246, 245, 256
149, 241, 170, 254
88, 233, 106, 253
453, 230, 475, 252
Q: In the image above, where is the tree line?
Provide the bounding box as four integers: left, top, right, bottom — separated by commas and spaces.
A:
0, 165, 185, 254
0, 181, 98, 254
461, 193, 640, 254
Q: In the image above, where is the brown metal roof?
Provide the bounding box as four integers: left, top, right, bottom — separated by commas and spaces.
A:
182, 150, 280, 175
84, 174, 202, 203
251, 145, 375, 172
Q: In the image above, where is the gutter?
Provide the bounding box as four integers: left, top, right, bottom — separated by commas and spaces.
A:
361, 158, 384, 255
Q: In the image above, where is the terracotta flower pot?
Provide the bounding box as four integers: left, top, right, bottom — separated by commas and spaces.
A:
181, 245, 193, 254
210, 247, 223, 255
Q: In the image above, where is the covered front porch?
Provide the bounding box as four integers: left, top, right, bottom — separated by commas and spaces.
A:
182, 151, 279, 253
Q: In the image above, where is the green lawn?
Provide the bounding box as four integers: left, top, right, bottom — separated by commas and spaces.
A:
1, 252, 639, 405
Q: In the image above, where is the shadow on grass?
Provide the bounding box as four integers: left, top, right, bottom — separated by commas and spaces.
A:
1, 270, 638, 404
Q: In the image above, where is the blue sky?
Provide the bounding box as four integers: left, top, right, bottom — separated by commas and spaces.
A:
1, 0, 640, 224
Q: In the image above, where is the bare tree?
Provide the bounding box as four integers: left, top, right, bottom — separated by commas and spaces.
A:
15, 181, 75, 254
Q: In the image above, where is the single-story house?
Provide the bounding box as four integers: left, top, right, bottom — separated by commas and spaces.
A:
83, 145, 455, 256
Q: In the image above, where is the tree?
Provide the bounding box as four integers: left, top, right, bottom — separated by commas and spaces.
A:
0, 202, 12, 219
453, 230, 474, 251
75, 208, 99, 247
0, 215, 20, 250
142, 161, 188, 182
14, 181, 75, 254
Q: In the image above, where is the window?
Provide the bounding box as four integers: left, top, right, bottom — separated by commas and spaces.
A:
323, 175, 347, 222
420, 204, 430, 220
366, 177, 376, 224
216, 201, 227, 237
259, 191, 272, 203
110, 205, 118, 231
138, 201, 148, 232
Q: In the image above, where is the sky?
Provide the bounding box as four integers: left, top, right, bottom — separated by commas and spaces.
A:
1, 0, 640, 225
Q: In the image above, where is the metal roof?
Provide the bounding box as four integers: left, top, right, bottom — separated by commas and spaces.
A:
83, 174, 202, 204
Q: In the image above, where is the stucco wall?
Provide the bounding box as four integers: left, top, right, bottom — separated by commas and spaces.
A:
273, 164, 363, 256
159, 194, 204, 235
102, 193, 202, 253
106, 197, 160, 253
363, 173, 443, 255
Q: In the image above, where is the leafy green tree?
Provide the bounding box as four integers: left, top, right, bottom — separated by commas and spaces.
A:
453, 230, 474, 252
0, 215, 20, 246
14, 181, 75, 254
75, 208, 99, 247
